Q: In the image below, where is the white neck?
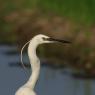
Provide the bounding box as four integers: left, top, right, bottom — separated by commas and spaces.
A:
24, 39, 40, 89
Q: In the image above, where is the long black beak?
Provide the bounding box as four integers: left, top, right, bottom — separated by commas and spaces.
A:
47, 38, 71, 43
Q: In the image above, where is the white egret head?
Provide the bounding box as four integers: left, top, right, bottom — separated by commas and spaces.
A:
32, 34, 71, 44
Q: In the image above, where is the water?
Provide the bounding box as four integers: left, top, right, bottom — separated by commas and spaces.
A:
0, 45, 95, 95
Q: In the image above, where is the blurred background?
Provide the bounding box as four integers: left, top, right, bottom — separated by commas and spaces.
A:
0, 0, 95, 95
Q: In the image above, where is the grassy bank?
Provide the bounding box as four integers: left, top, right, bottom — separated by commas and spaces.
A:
1, 0, 95, 42
0, 0, 95, 28
38, 0, 95, 24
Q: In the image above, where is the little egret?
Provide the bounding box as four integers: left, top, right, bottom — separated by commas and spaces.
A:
15, 34, 71, 95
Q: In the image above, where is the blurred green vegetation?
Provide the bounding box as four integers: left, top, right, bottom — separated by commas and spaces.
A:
1, 0, 95, 38
38, 0, 95, 24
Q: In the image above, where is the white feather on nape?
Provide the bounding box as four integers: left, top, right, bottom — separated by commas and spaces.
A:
20, 40, 31, 75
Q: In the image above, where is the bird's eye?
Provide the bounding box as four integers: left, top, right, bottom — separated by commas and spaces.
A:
42, 37, 48, 41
